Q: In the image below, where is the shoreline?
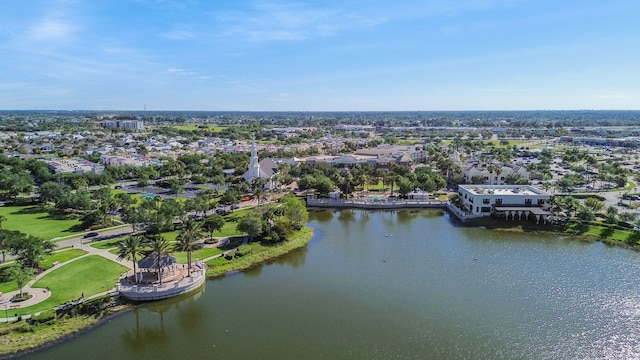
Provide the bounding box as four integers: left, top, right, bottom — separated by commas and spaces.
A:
0, 227, 314, 358
3, 213, 635, 357
0, 306, 131, 359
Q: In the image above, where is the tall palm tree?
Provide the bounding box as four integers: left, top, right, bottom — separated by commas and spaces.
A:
252, 178, 268, 205
117, 234, 145, 284
146, 235, 172, 285
174, 220, 201, 277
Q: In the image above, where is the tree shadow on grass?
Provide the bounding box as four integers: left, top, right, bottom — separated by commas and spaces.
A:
598, 227, 615, 240
11, 205, 48, 215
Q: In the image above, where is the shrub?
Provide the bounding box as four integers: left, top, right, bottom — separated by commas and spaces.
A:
31, 310, 57, 324
236, 245, 252, 256
224, 251, 235, 260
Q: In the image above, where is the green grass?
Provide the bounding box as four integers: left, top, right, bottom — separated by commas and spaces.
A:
173, 247, 222, 263
90, 237, 127, 250
206, 227, 312, 277
39, 249, 88, 270
0, 205, 83, 240
16, 256, 128, 316
0, 250, 89, 294
212, 221, 243, 238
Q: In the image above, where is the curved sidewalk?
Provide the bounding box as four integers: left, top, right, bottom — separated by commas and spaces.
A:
0, 243, 135, 322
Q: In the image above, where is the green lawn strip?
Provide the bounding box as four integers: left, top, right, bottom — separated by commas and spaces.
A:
90, 237, 128, 250
15, 256, 128, 316
173, 247, 222, 263
39, 249, 88, 270
211, 222, 243, 238
0, 205, 83, 240
159, 230, 179, 242
206, 227, 312, 278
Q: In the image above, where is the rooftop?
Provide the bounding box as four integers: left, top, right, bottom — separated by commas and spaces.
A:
459, 184, 549, 196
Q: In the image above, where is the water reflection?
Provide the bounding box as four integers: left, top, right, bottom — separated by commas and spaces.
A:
122, 307, 169, 353
122, 287, 206, 352
337, 209, 355, 221
309, 209, 333, 222
24, 209, 640, 360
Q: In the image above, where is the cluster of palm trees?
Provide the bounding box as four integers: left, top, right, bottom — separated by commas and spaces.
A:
117, 219, 203, 285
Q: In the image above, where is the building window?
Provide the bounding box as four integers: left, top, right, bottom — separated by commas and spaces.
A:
483, 199, 490, 204
525, 199, 532, 205
495, 198, 503, 204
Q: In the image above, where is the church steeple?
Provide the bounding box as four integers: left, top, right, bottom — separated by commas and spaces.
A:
243, 134, 261, 182
249, 134, 259, 169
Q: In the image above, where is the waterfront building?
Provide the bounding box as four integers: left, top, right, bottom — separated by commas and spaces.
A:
458, 184, 551, 218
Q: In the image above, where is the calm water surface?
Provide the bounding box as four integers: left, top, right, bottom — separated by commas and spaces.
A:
22, 209, 640, 359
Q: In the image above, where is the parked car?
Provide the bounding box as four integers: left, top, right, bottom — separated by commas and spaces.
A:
83, 231, 99, 238
216, 208, 227, 214
231, 204, 240, 210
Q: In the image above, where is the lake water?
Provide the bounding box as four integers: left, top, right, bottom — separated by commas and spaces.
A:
22, 209, 640, 359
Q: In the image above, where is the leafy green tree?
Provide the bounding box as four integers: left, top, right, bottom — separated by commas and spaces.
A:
202, 214, 225, 242
117, 234, 145, 284
397, 176, 414, 197
10, 266, 32, 297
220, 189, 242, 206
605, 206, 618, 224
9, 234, 55, 269
237, 211, 263, 241
281, 195, 309, 230
577, 206, 595, 224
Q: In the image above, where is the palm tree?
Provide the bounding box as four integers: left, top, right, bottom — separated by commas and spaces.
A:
174, 220, 201, 277
146, 235, 172, 285
252, 178, 268, 205
494, 166, 503, 185
117, 234, 145, 284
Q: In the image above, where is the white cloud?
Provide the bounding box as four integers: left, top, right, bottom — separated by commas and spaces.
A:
28, 19, 74, 41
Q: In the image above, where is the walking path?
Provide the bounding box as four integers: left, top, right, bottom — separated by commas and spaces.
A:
0, 232, 246, 322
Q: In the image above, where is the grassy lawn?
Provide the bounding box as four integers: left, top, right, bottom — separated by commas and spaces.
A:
173, 247, 222, 263
16, 256, 128, 316
206, 227, 312, 277
90, 237, 127, 250
212, 221, 244, 238
0, 250, 89, 294
0, 205, 83, 240
40, 249, 88, 270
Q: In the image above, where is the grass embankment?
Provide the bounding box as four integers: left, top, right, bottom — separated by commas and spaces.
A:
467, 216, 640, 249
206, 227, 313, 278
0, 314, 101, 356
0, 205, 82, 240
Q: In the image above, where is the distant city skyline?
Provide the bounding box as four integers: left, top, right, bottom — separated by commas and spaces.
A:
1, 0, 639, 111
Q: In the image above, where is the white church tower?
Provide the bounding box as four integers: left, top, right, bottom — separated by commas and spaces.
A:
242, 135, 262, 182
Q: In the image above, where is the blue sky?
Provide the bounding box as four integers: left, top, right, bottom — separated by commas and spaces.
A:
1, 0, 639, 111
